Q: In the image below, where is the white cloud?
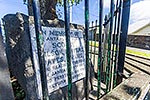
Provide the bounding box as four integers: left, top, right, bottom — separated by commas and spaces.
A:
104, 0, 117, 8
128, 0, 150, 33
130, 0, 150, 24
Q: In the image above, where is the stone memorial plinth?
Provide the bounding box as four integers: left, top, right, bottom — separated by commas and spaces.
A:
3, 13, 94, 100
0, 28, 14, 99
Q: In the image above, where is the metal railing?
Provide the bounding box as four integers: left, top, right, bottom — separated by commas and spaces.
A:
30, 0, 131, 99
89, 0, 123, 95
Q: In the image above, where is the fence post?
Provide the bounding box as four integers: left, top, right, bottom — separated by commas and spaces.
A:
90, 21, 94, 62
64, 0, 72, 100
117, 0, 131, 84
93, 20, 97, 67
84, 0, 90, 99
106, 0, 115, 93
31, 0, 49, 99
113, 0, 123, 88
97, 0, 103, 99
110, 0, 119, 90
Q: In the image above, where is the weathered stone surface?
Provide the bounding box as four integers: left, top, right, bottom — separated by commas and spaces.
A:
3, 13, 38, 99
100, 73, 150, 100
127, 35, 150, 50
3, 12, 93, 100
28, 16, 84, 30
0, 29, 14, 100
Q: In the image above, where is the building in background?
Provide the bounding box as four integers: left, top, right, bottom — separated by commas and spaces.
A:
128, 20, 150, 35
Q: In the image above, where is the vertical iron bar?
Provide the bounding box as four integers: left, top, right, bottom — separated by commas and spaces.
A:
117, 0, 131, 84
64, 0, 72, 100
31, 0, 49, 99
90, 21, 94, 59
84, 0, 90, 99
102, 15, 108, 83
113, 0, 123, 88
106, 0, 115, 93
93, 20, 97, 67
0, 21, 1, 33
97, 0, 103, 99
110, 0, 119, 90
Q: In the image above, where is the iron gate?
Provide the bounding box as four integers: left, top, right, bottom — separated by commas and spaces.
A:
30, 0, 131, 100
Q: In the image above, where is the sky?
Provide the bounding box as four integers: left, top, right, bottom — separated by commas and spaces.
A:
0, 0, 150, 26
130, 0, 150, 23
0, 0, 28, 18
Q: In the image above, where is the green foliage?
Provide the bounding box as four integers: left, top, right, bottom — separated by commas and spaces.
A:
23, 0, 82, 6
11, 77, 25, 99
23, 0, 27, 4
57, 0, 82, 6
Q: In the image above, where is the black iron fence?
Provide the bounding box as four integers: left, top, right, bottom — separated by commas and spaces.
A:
31, 0, 131, 100
1, 0, 131, 100
89, 0, 123, 96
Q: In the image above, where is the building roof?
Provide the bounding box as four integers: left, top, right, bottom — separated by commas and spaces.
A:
128, 20, 150, 34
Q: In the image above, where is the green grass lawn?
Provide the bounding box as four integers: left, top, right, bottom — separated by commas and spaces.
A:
126, 49, 150, 58
89, 41, 99, 47
89, 41, 150, 58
